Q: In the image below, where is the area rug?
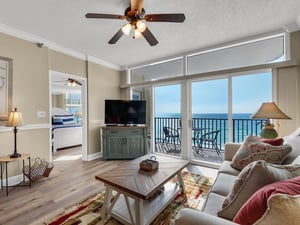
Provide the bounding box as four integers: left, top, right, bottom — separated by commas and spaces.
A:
46, 171, 214, 225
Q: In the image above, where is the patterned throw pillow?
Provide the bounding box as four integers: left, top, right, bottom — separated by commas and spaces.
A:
217, 160, 300, 220
231, 136, 292, 171
256, 137, 284, 146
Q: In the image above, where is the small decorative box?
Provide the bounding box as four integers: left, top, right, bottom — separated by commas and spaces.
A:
140, 156, 159, 171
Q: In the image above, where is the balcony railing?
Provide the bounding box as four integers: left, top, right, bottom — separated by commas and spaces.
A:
155, 116, 266, 152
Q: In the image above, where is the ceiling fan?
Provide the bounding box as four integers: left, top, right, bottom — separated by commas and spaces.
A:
85, 0, 185, 46
54, 78, 82, 87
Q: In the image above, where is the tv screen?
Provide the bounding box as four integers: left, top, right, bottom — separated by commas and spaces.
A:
105, 100, 146, 125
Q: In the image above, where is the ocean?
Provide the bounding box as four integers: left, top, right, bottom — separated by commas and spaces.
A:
155, 113, 252, 119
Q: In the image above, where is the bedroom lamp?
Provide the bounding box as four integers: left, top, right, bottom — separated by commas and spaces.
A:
251, 102, 291, 139
5, 108, 23, 158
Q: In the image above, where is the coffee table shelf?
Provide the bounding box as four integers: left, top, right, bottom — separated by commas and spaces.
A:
111, 182, 179, 225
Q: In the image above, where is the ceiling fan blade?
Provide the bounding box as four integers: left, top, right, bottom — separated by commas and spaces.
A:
142, 27, 158, 46
131, 0, 144, 14
145, 14, 185, 23
108, 29, 124, 44
85, 13, 125, 20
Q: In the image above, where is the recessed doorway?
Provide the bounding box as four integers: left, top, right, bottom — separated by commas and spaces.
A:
49, 70, 88, 161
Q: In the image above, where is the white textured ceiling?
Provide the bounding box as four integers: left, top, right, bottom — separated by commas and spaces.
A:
0, 0, 300, 69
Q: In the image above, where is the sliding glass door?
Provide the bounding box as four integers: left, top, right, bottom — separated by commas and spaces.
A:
154, 84, 181, 156
189, 70, 272, 164
191, 79, 228, 163
132, 70, 272, 166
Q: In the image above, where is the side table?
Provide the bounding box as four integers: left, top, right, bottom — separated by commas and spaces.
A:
0, 153, 31, 196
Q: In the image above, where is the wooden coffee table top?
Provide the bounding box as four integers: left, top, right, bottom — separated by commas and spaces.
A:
95, 154, 189, 200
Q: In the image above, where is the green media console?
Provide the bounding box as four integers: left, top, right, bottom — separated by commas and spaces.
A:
101, 126, 147, 160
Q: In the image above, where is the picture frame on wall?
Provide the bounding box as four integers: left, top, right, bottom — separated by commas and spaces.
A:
0, 56, 13, 121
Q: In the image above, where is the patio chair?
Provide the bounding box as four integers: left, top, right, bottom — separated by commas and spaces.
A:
162, 126, 181, 153
195, 130, 221, 155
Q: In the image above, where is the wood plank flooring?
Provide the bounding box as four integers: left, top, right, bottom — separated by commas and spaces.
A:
0, 147, 217, 225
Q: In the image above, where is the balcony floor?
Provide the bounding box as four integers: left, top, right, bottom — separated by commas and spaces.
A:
155, 142, 224, 164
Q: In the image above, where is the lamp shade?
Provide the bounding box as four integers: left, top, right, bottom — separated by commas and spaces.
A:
251, 102, 291, 120
6, 108, 23, 127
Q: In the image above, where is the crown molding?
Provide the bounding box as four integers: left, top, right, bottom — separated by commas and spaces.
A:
0, 22, 121, 71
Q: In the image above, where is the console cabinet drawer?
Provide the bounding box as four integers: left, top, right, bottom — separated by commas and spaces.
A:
101, 127, 147, 160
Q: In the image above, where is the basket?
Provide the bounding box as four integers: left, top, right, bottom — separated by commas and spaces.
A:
140, 156, 159, 171
23, 157, 54, 182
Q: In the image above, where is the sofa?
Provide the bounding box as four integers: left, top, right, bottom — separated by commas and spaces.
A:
175, 130, 300, 225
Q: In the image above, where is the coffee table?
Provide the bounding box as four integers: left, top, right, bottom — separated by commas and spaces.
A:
95, 154, 189, 225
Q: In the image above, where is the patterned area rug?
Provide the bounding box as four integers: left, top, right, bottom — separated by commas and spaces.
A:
46, 171, 213, 225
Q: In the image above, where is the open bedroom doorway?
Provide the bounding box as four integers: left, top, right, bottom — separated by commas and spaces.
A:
49, 70, 88, 162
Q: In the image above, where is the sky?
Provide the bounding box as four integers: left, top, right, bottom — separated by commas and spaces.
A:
154, 72, 272, 115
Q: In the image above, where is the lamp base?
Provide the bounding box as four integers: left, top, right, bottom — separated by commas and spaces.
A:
10, 152, 21, 158
260, 124, 278, 139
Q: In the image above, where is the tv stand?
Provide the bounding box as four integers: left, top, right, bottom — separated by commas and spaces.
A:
101, 126, 147, 160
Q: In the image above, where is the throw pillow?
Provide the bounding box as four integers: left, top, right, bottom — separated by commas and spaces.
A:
231, 136, 292, 170
52, 115, 74, 125
253, 194, 300, 225
256, 137, 284, 146
233, 176, 300, 225
217, 160, 300, 220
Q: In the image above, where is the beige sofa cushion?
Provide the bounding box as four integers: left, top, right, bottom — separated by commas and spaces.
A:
210, 173, 236, 197
217, 160, 300, 220
202, 192, 227, 215
219, 161, 240, 176
175, 208, 239, 225
253, 194, 300, 225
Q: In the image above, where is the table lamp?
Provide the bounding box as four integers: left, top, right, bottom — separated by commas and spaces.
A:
251, 102, 291, 139
5, 108, 24, 158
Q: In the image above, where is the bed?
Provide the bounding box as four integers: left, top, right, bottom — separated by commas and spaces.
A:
52, 107, 82, 152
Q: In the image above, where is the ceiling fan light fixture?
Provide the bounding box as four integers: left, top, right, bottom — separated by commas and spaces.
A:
68, 80, 76, 87
136, 20, 146, 32
67, 78, 82, 87
134, 28, 142, 39
121, 23, 132, 35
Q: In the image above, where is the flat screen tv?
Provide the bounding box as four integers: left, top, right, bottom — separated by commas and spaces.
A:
105, 100, 146, 126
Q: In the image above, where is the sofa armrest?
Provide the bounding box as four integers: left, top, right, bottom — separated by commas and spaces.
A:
224, 143, 241, 161
175, 208, 239, 225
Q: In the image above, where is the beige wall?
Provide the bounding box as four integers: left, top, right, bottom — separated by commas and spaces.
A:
87, 61, 120, 154
276, 31, 300, 136
0, 33, 122, 178
0, 33, 50, 177
48, 50, 86, 78
0, 33, 50, 125
48, 49, 121, 155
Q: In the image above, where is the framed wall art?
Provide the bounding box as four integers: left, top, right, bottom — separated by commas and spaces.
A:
0, 56, 12, 121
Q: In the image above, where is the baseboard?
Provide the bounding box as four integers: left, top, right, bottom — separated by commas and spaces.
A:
2, 173, 26, 186
87, 152, 102, 161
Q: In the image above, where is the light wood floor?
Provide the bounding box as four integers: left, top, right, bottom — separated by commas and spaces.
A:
0, 147, 217, 225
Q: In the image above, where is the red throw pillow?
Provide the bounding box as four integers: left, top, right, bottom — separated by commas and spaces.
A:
233, 176, 300, 225
256, 137, 284, 146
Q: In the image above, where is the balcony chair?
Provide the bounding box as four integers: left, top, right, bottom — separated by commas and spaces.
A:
162, 126, 181, 153
195, 130, 221, 155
